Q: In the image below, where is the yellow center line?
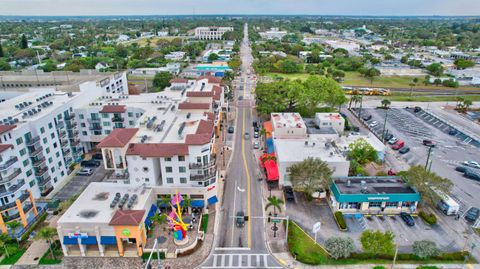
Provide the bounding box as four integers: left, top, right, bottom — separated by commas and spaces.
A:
241, 65, 252, 248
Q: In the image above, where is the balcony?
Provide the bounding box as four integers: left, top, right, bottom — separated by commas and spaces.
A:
0, 157, 18, 171
112, 117, 124, 122
23, 203, 33, 214
7, 179, 25, 193
66, 122, 78, 130
190, 171, 217, 181
88, 118, 101, 123
59, 130, 67, 138
3, 212, 20, 222
25, 136, 40, 146
70, 139, 80, 147
40, 186, 53, 197
70, 130, 79, 137
65, 158, 73, 166
37, 175, 51, 187
0, 168, 21, 184
0, 191, 29, 212
32, 157, 46, 167
189, 160, 216, 169
89, 125, 102, 131
57, 122, 65, 129
28, 146, 43, 157
34, 167, 48, 177
62, 148, 71, 156
65, 113, 75, 120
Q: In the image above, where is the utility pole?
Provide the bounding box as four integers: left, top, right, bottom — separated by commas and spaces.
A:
358, 94, 364, 119
381, 108, 389, 141
425, 146, 433, 170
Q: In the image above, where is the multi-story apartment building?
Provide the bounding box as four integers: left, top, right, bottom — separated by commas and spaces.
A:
194, 26, 234, 40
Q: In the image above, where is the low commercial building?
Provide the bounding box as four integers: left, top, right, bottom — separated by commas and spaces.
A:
130, 63, 181, 76
259, 28, 288, 40
194, 27, 234, 40
164, 51, 186, 61
330, 176, 420, 215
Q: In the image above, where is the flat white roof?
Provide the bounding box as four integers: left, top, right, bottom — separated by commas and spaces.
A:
271, 113, 306, 130
275, 136, 347, 163
58, 182, 152, 225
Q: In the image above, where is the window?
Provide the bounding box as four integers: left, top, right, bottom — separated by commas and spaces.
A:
50, 133, 55, 139
143, 167, 149, 172
103, 122, 111, 127
16, 137, 23, 145
339, 202, 360, 209
102, 113, 109, 118
386, 202, 398, 208
165, 157, 172, 162
179, 166, 186, 173
105, 130, 111, 135
128, 112, 133, 117
368, 202, 382, 208
54, 177, 58, 183
50, 167, 55, 173
55, 152, 60, 158
180, 177, 187, 184
48, 157, 53, 164
45, 148, 50, 154
81, 123, 86, 127
60, 171, 64, 176
29, 180, 35, 187
178, 156, 185, 162
22, 159, 29, 167
166, 177, 174, 184
165, 167, 173, 173
82, 131, 87, 136
40, 127, 45, 134
129, 121, 134, 126
48, 123, 53, 129
19, 148, 26, 156
79, 114, 84, 119
42, 138, 47, 144
26, 170, 32, 177
145, 178, 150, 182
53, 142, 57, 148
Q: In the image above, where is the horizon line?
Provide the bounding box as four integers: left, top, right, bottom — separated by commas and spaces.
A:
0, 14, 480, 18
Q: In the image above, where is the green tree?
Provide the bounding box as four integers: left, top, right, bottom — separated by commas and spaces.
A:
149, 212, 167, 227
152, 72, 173, 91
0, 234, 10, 258
289, 157, 333, 196
454, 59, 475, 69
412, 240, 440, 259
265, 196, 284, 215
36, 227, 57, 260
402, 165, 453, 207
208, 53, 219, 62
0, 59, 11, 71
363, 67, 381, 84
348, 138, 378, 165
360, 230, 395, 256
433, 78, 442, 86
348, 94, 361, 109
6, 221, 21, 245
20, 34, 28, 49
462, 99, 473, 112
115, 44, 129, 58
426, 63, 444, 76
0, 43, 4, 58
41, 61, 57, 72
381, 99, 391, 109
228, 58, 242, 71
325, 237, 355, 260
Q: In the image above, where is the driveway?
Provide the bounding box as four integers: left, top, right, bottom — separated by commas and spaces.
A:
52, 165, 106, 201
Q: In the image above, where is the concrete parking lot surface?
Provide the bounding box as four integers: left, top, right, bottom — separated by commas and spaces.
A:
52, 165, 106, 201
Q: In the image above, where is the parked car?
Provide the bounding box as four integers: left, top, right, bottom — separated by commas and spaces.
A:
228, 126, 234, 134
244, 132, 250, 140
448, 129, 458, 136
238, 96, 243, 100
388, 137, 398, 145
252, 121, 258, 128
77, 168, 93, 176
283, 186, 295, 202
464, 171, 480, 181
369, 121, 378, 128
384, 134, 394, 141
253, 141, 260, 149
254, 131, 259, 138
400, 212, 415, 226
351, 125, 360, 132
465, 207, 479, 222
462, 161, 480, 169
81, 160, 100, 168
414, 106, 422, 113
92, 153, 103, 160
399, 147, 410, 154
455, 166, 470, 173
236, 211, 245, 227
422, 139, 436, 147
391, 140, 405, 150
254, 126, 259, 132
362, 115, 372, 121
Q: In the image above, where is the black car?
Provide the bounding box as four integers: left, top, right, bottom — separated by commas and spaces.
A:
465, 207, 479, 222
385, 134, 394, 141
399, 147, 410, 154
253, 126, 259, 132
455, 166, 470, 173
92, 153, 103, 160
252, 121, 258, 128
400, 212, 415, 226
448, 129, 458, 136
464, 171, 480, 181
81, 160, 101, 168
414, 106, 422, 113
228, 126, 234, 134
362, 115, 372, 121
236, 211, 245, 227
284, 186, 295, 202
351, 126, 360, 132
422, 139, 435, 147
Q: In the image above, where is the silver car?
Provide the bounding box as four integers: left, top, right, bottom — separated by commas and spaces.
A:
253, 141, 260, 149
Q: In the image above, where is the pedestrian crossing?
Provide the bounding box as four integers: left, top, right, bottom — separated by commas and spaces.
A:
201, 253, 283, 268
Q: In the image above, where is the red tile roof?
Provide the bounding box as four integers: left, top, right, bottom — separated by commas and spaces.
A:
170, 78, 188, 83
99, 105, 126, 113
0, 125, 16, 135
197, 76, 222, 84
186, 119, 214, 145
212, 85, 222, 101
109, 210, 146, 226
97, 128, 138, 148
178, 102, 210, 110
196, 119, 214, 135
204, 112, 215, 121
0, 144, 13, 154
126, 143, 189, 157
186, 91, 213, 97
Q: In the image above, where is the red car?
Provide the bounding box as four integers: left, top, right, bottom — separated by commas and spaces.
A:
391, 140, 405, 150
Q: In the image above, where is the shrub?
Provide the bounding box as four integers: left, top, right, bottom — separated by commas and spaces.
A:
20, 212, 47, 242
413, 240, 440, 259
360, 230, 395, 256
334, 211, 347, 230
419, 211, 437, 225
325, 237, 355, 259
373, 267, 386, 269
141, 251, 165, 260
417, 267, 439, 269
201, 214, 209, 233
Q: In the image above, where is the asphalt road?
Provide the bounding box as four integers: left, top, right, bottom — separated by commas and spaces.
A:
200, 23, 282, 269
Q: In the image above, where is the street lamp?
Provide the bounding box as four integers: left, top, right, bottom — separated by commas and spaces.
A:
381, 108, 389, 142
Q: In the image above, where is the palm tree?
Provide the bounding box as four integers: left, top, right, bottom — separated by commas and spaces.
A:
289, 157, 333, 197
463, 99, 473, 113
0, 234, 10, 258
349, 94, 361, 109
6, 221, 21, 245
259, 128, 270, 137
36, 227, 57, 260
150, 213, 167, 227
158, 196, 171, 208
265, 196, 284, 215
381, 99, 391, 109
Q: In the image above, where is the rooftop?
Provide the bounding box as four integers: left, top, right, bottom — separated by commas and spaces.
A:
271, 113, 306, 130
274, 136, 347, 163
58, 182, 153, 225
334, 176, 416, 195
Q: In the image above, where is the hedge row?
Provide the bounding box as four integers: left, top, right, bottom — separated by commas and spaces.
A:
334, 211, 347, 230
20, 212, 48, 242
350, 251, 469, 261
419, 211, 437, 225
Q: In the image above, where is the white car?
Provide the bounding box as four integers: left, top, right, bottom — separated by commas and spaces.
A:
253, 141, 260, 149
77, 168, 93, 176
369, 121, 379, 128
463, 161, 480, 169
388, 137, 398, 145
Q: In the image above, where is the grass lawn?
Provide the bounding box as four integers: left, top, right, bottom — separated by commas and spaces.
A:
0, 246, 26, 265
384, 94, 480, 102
287, 220, 329, 265
38, 241, 63, 265
264, 72, 479, 91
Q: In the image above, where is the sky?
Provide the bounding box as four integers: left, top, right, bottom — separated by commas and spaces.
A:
1, 0, 480, 16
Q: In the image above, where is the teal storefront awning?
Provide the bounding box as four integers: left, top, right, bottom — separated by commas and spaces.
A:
207, 196, 218, 205
63, 236, 78, 245
81, 236, 97, 245
331, 181, 421, 203
100, 236, 117, 245
191, 200, 205, 208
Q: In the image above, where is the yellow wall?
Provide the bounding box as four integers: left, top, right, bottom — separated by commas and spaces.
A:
112, 223, 147, 256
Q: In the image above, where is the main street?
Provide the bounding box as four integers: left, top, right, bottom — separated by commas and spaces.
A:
199, 24, 282, 268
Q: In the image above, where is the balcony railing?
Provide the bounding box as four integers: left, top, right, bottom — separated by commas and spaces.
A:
32, 156, 46, 167
190, 171, 217, 181
0, 191, 29, 212
112, 117, 124, 122
66, 122, 78, 130
71, 140, 80, 147
7, 179, 25, 193
25, 136, 40, 146
40, 186, 53, 197
0, 168, 21, 184
57, 122, 65, 129
88, 118, 101, 123
28, 146, 43, 157
37, 175, 51, 187
89, 125, 102, 131
59, 130, 67, 138
34, 167, 48, 177
189, 160, 216, 169
23, 203, 33, 214
62, 148, 71, 156
65, 113, 75, 120
3, 212, 20, 222
71, 130, 79, 136
0, 157, 18, 171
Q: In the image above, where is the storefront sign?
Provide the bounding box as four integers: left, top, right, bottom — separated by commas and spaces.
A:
122, 228, 131, 236
68, 232, 88, 239
367, 197, 390, 201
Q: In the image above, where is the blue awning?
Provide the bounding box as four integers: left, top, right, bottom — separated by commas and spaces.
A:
81, 236, 98, 245
207, 196, 218, 205
191, 200, 205, 208
100, 236, 117, 245
63, 236, 78, 245
145, 204, 158, 227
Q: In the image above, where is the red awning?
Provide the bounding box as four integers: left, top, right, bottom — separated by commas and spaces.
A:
264, 160, 279, 181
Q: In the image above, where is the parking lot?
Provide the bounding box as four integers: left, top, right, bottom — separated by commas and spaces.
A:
52, 165, 106, 201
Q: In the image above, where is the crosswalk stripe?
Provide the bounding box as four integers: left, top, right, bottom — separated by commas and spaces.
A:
202, 253, 282, 268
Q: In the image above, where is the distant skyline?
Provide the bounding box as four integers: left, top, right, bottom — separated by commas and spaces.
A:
1, 0, 480, 16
